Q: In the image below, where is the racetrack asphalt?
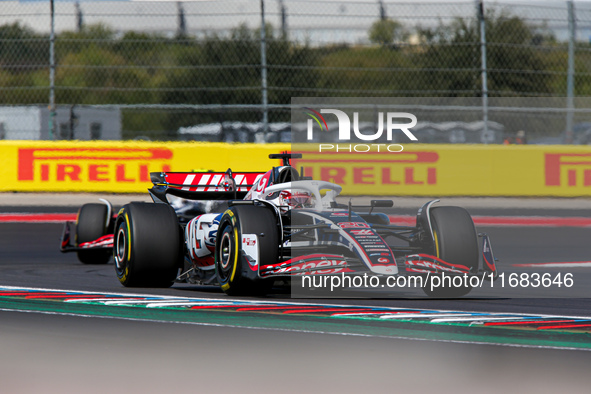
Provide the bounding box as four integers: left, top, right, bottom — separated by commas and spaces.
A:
2, 193, 591, 392
2, 309, 590, 394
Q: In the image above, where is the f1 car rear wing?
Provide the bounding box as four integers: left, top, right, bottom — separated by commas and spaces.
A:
149, 169, 264, 202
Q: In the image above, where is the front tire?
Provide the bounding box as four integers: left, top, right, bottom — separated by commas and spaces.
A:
114, 203, 182, 287
215, 205, 278, 296
76, 203, 111, 264
422, 206, 479, 298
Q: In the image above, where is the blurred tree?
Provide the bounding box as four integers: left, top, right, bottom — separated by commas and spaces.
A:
416, 10, 556, 96
316, 45, 415, 97
416, 18, 480, 96
368, 18, 405, 47
0, 11, 564, 137
0, 69, 48, 104
56, 46, 153, 105
57, 23, 116, 58
0, 22, 48, 74
159, 23, 320, 133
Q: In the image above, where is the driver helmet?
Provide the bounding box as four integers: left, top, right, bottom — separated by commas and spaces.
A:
265, 189, 314, 210
280, 190, 313, 208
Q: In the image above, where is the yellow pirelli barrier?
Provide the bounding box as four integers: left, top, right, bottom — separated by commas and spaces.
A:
0, 141, 289, 193
292, 144, 591, 197
2, 141, 591, 196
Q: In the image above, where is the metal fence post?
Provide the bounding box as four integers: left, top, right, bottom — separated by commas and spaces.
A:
477, 0, 489, 143
566, 0, 576, 144
177, 2, 187, 38
279, 0, 287, 38
49, 0, 56, 140
260, 0, 269, 142
75, 1, 83, 32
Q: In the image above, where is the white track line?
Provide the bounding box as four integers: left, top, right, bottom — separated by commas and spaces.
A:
513, 261, 591, 268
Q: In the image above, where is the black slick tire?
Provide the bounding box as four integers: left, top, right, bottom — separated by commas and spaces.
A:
114, 203, 182, 288
215, 205, 278, 296
422, 206, 479, 298
76, 203, 111, 264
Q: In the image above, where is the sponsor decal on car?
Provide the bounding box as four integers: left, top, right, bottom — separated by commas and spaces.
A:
262, 255, 350, 276
330, 212, 349, 217
163, 172, 262, 192
242, 235, 257, 247
338, 222, 370, 229
404, 258, 469, 274
241, 234, 259, 268
349, 229, 374, 235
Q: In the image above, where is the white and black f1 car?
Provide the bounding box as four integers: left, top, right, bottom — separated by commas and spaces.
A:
60, 153, 498, 297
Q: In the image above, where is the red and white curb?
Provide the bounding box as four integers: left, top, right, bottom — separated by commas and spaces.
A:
1, 285, 591, 334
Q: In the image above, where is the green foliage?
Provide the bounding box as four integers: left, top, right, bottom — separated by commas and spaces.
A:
0, 22, 48, 74
159, 23, 320, 132
315, 45, 417, 96
56, 47, 154, 104
0, 69, 48, 104
417, 10, 557, 96
416, 18, 480, 96
57, 24, 116, 58
0, 12, 569, 138
368, 19, 405, 47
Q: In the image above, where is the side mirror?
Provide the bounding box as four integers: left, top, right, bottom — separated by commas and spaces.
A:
371, 200, 394, 208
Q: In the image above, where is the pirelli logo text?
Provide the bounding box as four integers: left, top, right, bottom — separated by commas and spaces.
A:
18, 147, 173, 183
294, 151, 438, 187
545, 153, 591, 187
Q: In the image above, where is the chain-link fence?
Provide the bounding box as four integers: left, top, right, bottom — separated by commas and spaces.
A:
1, 0, 590, 142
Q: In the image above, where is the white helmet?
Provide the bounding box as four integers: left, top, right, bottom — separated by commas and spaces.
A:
265, 189, 314, 210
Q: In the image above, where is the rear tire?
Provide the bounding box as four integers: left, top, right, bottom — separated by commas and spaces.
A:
215, 205, 278, 296
76, 203, 111, 264
114, 203, 182, 287
422, 206, 479, 298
